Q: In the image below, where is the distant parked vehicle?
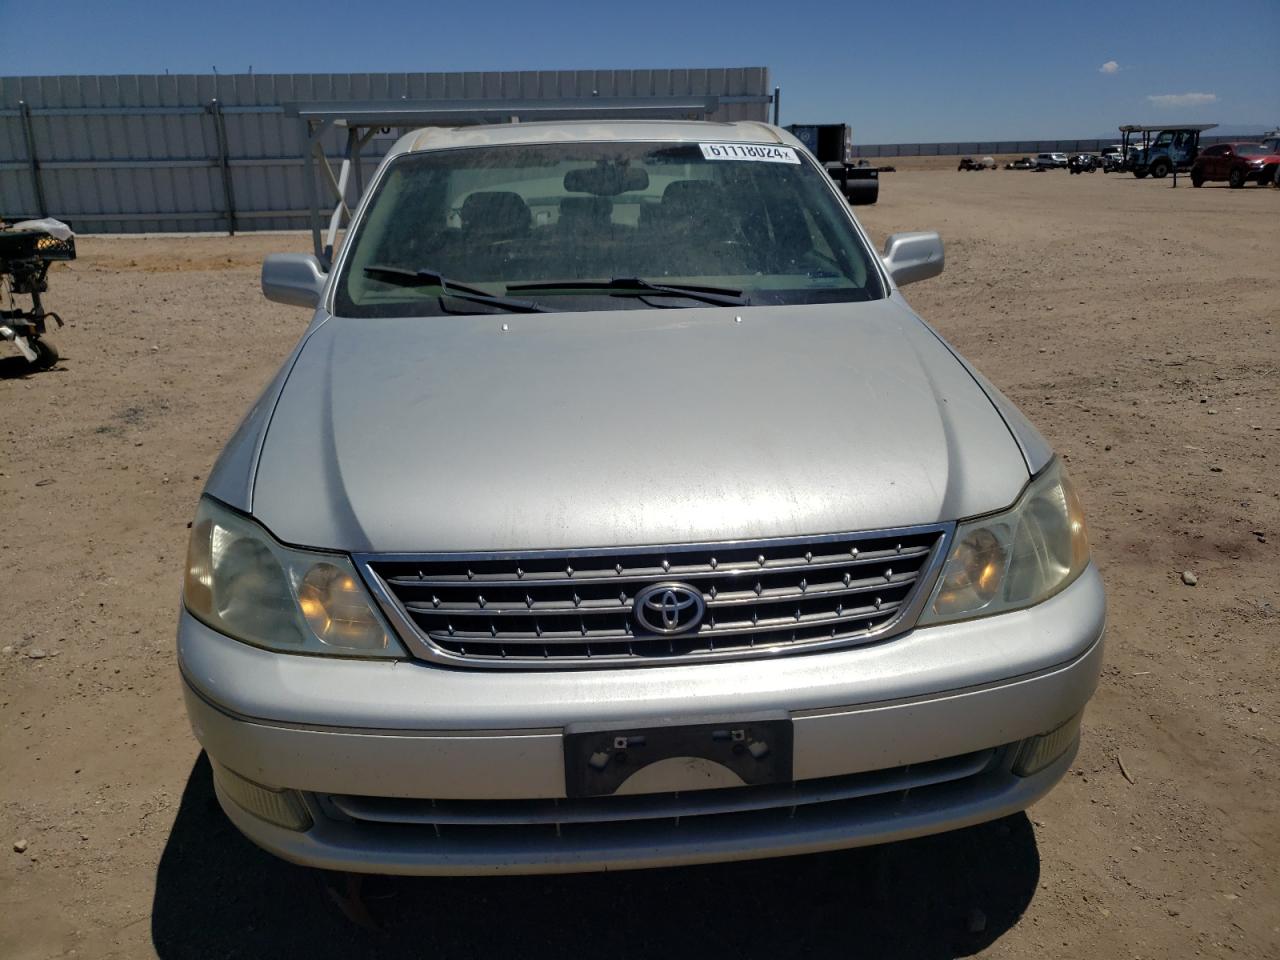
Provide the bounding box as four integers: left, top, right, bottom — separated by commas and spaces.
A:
1035, 153, 1068, 170
1119, 124, 1216, 178
1005, 157, 1036, 170
1190, 142, 1280, 188
957, 157, 989, 171
1067, 154, 1097, 174
1099, 145, 1126, 172
1265, 132, 1280, 185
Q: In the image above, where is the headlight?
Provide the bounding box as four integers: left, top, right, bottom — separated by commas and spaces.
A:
919, 459, 1090, 625
184, 497, 403, 657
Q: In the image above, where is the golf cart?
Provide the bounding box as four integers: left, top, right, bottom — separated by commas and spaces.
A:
1119, 123, 1217, 179
0, 219, 75, 369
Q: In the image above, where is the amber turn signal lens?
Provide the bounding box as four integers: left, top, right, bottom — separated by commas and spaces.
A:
296, 562, 389, 651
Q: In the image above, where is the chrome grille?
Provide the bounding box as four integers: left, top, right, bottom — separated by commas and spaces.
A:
360, 525, 948, 668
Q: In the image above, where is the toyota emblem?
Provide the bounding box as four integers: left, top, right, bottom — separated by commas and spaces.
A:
633, 582, 706, 635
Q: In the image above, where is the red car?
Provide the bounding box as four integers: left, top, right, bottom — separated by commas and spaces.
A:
1190, 142, 1280, 188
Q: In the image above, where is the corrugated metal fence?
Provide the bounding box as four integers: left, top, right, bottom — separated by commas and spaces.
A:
0, 69, 771, 233
850, 135, 1258, 159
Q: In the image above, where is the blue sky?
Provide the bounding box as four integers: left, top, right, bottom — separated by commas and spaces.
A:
1, 0, 1276, 141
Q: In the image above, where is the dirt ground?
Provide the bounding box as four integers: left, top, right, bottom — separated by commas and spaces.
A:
2, 169, 1277, 960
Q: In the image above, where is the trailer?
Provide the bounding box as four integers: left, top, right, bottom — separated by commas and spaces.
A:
785, 124, 879, 205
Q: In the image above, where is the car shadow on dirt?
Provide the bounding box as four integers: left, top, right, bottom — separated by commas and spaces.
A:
151, 753, 1041, 960
0, 353, 61, 379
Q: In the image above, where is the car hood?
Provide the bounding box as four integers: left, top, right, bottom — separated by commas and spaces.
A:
251, 299, 1030, 552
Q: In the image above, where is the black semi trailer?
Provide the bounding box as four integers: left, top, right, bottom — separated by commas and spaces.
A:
786, 123, 880, 205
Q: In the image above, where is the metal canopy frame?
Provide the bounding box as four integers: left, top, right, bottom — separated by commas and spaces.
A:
284, 95, 756, 264
1118, 123, 1218, 133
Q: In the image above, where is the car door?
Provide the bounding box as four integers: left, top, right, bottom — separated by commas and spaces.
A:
1171, 131, 1194, 167
1216, 145, 1236, 179
1200, 145, 1226, 179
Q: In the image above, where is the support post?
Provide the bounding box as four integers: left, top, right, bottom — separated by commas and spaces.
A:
302, 118, 326, 263
351, 128, 376, 200
18, 101, 48, 218
323, 126, 358, 258
772, 86, 780, 126
209, 99, 238, 235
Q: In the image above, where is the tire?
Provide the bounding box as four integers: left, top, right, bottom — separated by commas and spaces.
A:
30, 338, 59, 370
1228, 167, 1245, 189
1191, 172, 1204, 188
1259, 166, 1277, 187
1134, 169, 1148, 179
1150, 158, 1171, 179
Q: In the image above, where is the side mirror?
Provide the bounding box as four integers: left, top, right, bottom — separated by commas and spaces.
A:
262, 253, 327, 308
881, 232, 944, 287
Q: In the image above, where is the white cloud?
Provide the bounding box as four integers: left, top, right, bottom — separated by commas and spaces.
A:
1099, 60, 1120, 74
1146, 92, 1218, 108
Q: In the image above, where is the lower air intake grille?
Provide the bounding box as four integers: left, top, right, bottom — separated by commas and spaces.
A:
361, 526, 946, 668
318, 748, 999, 830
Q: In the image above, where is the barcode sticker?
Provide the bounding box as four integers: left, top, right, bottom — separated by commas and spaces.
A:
699, 143, 800, 164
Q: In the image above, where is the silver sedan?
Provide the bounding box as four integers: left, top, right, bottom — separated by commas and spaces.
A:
178, 120, 1104, 875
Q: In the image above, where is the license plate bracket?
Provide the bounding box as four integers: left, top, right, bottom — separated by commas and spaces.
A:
564, 714, 793, 799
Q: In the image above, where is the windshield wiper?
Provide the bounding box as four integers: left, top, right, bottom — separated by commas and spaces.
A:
505, 277, 748, 307
363, 264, 547, 313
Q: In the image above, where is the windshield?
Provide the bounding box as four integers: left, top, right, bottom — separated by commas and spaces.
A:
334, 141, 884, 317
1235, 144, 1269, 157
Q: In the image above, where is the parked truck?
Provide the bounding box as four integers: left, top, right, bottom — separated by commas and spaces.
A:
785, 123, 879, 205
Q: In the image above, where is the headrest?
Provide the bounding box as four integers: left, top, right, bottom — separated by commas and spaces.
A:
459, 191, 531, 236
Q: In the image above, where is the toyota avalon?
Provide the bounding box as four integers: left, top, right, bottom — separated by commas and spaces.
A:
178, 119, 1105, 875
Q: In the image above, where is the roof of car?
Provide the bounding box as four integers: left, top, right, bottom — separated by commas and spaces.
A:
401, 119, 797, 155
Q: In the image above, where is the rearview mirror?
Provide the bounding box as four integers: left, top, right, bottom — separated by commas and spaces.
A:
564, 164, 649, 196
262, 253, 327, 308
881, 232, 944, 286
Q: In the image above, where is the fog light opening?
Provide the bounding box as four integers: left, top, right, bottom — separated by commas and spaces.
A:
1012, 712, 1083, 777
211, 760, 313, 831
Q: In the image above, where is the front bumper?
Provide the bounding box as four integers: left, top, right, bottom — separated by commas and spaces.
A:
179, 564, 1105, 874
